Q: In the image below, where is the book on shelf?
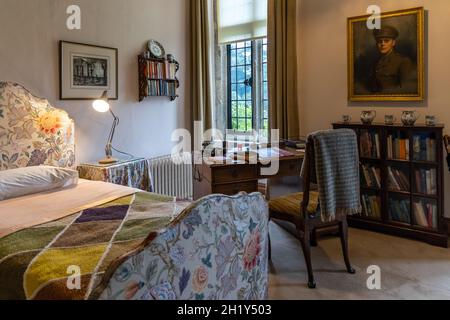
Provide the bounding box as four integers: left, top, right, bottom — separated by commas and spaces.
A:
389, 198, 411, 224
387, 167, 410, 192
361, 194, 381, 219
414, 168, 437, 195
360, 130, 380, 158
361, 164, 381, 189
145, 60, 177, 80
387, 135, 410, 160
413, 134, 437, 162
413, 201, 438, 229
147, 80, 177, 96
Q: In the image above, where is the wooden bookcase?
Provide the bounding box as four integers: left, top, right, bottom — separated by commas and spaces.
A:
138, 54, 180, 102
333, 122, 448, 248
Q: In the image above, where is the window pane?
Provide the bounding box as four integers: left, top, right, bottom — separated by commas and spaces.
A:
232, 118, 238, 130
246, 118, 253, 131
246, 104, 252, 118
230, 50, 237, 66
237, 83, 246, 100
232, 102, 238, 118
231, 66, 237, 83
237, 41, 246, 49
237, 102, 246, 117
231, 84, 237, 100
246, 65, 252, 79
237, 48, 246, 65
237, 66, 246, 82
238, 119, 246, 131
246, 86, 252, 100
262, 64, 267, 82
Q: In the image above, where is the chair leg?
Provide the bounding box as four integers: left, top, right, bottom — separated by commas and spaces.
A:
310, 229, 318, 247
268, 233, 272, 261
339, 219, 355, 274
299, 227, 316, 289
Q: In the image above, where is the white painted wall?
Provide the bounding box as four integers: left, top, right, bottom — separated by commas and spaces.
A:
298, 0, 450, 217
0, 0, 189, 163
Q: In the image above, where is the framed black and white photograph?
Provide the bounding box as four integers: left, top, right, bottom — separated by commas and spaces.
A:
60, 41, 118, 100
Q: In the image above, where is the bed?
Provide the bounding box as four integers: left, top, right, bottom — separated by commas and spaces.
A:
0, 82, 269, 300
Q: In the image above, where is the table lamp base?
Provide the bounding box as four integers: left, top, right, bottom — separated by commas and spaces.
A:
98, 157, 119, 165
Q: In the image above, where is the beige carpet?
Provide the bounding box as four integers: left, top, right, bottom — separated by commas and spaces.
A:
268, 222, 450, 300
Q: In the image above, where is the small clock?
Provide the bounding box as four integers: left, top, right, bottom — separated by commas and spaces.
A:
147, 40, 165, 59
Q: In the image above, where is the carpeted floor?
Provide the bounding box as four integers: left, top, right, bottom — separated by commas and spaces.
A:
268, 222, 450, 300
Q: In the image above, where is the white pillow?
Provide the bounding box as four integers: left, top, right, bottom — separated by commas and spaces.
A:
0, 166, 79, 201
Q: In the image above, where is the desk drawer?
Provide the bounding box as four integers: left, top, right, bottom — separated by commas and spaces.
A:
270, 159, 302, 177
212, 165, 258, 184
213, 180, 258, 196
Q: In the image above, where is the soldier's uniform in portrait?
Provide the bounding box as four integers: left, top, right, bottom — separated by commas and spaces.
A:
367, 26, 417, 94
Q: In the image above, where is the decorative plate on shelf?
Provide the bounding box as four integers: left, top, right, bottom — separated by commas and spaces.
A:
147, 40, 165, 59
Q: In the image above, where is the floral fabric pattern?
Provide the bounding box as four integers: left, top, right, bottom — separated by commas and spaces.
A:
93, 192, 269, 300
0, 82, 75, 170
77, 158, 154, 192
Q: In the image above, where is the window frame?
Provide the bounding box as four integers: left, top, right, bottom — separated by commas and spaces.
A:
226, 38, 268, 134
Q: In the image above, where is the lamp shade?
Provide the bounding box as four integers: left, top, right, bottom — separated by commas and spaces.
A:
92, 91, 110, 113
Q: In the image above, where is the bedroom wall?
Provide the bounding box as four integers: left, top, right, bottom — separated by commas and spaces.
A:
0, 0, 189, 163
298, 0, 450, 217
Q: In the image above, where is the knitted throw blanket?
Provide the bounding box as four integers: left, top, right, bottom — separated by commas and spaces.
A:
302, 129, 362, 222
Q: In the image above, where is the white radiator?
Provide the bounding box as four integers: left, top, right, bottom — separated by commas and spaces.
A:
149, 154, 193, 200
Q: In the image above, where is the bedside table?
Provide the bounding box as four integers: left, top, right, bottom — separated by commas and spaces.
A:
77, 158, 153, 192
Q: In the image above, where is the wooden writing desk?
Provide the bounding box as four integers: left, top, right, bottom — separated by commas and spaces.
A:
193, 148, 305, 200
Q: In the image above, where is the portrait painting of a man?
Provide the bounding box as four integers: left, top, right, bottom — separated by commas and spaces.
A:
348, 7, 424, 101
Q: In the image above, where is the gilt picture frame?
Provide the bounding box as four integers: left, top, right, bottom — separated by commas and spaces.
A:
59, 41, 118, 100
348, 7, 425, 102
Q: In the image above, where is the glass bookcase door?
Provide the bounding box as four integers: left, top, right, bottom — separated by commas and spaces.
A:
388, 193, 411, 225
360, 163, 381, 190
412, 131, 438, 162
361, 191, 382, 221
387, 164, 410, 193
359, 129, 381, 159
412, 197, 438, 230
386, 129, 410, 161
413, 165, 437, 196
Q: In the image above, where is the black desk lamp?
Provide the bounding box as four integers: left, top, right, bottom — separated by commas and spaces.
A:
92, 91, 119, 164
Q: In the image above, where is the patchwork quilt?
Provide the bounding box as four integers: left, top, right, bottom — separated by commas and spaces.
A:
0, 192, 190, 300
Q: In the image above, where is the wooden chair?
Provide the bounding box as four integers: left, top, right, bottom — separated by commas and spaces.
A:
268, 136, 356, 289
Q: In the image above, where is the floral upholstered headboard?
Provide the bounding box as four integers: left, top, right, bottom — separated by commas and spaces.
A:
0, 82, 75, 170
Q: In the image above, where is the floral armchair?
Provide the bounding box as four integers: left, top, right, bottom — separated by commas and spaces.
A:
91, 192, 269, 300
0, 82, 75, 170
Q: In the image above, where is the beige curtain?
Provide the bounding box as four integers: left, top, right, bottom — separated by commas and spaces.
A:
190, 0, 215, 133
268, 0, 299, 140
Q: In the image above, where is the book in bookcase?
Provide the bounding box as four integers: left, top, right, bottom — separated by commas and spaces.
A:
413, 199, 438, 229
412, 133, 437, 162
361, 193, 382, 220
387, 133, 410, 160
360, 129, 380, 158
414, 168, 437, 195
361, 164, 381, 189
387, 166, 410, 192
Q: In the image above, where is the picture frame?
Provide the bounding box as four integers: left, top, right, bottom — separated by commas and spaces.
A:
348, 7, 425, 102
59, 41, 118, 100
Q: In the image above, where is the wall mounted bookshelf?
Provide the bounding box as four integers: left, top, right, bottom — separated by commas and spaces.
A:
333, 122, 448, 248
138, 54, 180, 102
